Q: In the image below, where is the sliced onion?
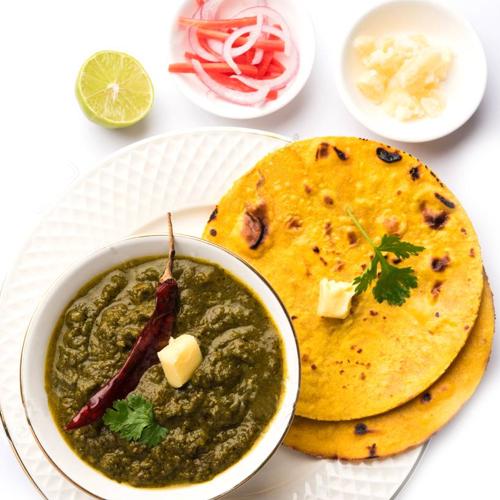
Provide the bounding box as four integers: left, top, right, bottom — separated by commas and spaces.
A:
252, 48, 264, 65
188, 26, 221, 62
234, 6, 292, 56
232, 43, 299, 91
200, 0, 224, 20
206, 38, 224, 55
204, 0, 268, 20
192, 59, 269, 105
222, 14, 263, 75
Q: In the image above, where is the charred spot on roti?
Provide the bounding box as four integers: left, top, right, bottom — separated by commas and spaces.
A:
435, 193, 456, 209
421, 392, 432, 402
319, 256, 328, 266
347, 231, 357, 245
392, 258, 402, 265
470, 248, 476, 257
334, 146, 348, 161
322, 192, 334, 206
304, 183, 312, 194
242, 202, 268, 250
334, 261, 345, 272
286, 215, 303, 230
431, 281, 443, 298
315, 142, 330, 160
311, 363, 317, 370
421, 203, 449, 230
209, 228, 217, 237
355, 423, 368, 435
428, 169, 445, 188
256, 170, 265, 189
383, 216, 403, 235
312, 246, 320, 254
376, 147, 402, 163
324, 221, 332, 236
291, 315, 298, 320
208, 206, 218, 222
367, 443, 378, 458
409, 166, 420, 180
431, 256, 450, 272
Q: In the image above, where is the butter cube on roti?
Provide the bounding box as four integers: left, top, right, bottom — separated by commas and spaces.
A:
317, 279, 355, 319
158, 334, 202, 388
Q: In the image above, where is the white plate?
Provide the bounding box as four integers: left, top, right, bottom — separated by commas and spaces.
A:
0, 128, 424, 499
168, 0, 315, 119
336, 0, 487, 143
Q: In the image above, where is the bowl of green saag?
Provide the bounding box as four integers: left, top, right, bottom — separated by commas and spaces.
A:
20, 234, 300, 499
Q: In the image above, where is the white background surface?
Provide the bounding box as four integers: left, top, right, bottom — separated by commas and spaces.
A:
0, 0, 498, 498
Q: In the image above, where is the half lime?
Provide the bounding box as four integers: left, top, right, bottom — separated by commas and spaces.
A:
76, 51, 154, 128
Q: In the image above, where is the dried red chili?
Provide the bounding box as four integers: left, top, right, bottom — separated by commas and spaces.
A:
65, 214, 178, 430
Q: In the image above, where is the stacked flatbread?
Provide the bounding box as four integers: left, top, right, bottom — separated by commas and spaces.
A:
203, 137, 493, 459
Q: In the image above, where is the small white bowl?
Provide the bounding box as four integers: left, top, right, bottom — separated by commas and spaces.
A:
336, 0, 487, 143
20, 235, 300, 500
168, 0, 315, 119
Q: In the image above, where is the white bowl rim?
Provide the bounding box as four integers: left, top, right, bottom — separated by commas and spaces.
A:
20, 233, 300, 500
167, 0, 316, 119
335, 0, 488, 143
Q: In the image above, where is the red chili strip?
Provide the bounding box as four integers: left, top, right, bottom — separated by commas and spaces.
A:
179, 16, 258, 29
169, 62, 259, 76
258, 51, 275, 78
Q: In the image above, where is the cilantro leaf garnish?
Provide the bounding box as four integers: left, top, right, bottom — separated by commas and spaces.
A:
347, 209, 425, 306
140, 421, 168, 447
103, 394, 167, 447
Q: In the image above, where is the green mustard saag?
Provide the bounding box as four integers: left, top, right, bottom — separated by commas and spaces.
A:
45, 256, 284, 487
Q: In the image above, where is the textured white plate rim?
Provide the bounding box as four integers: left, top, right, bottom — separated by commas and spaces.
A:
335, 0, 488, 143
0, 127, 425, 500
0, 127, 288, 285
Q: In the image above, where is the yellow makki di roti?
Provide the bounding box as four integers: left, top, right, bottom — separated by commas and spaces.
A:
283, 281, 494, 459
203, 137, 483, 421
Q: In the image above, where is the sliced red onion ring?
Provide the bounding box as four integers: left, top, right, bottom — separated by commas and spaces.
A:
252, 48, 264, 65
222, 14, 263, 75
204, 0, 268, 19
234, 6, 292, 56
200, 0, 221, 19
206, 38, 224, 56
192, 59, 270, 105
188, 26, 221, 62
232, 43, 299, 91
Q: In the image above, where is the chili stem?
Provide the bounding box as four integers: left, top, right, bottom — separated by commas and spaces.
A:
160, 212, 175, 282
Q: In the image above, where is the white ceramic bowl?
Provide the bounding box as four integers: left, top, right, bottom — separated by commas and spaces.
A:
168, 0, 315, 119
20, 234, 300, 500
336, 0, 487, 143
